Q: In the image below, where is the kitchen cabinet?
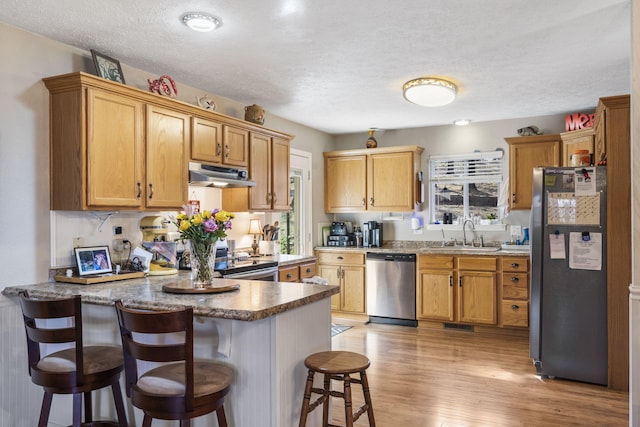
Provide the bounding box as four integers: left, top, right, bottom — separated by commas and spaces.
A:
323, 145, 423, 213
560, 127, 595, 167
505, 134, 562, 210
279, 260, 317, 283
316, 251, 365, 314
418, 255, 497, 326
44, 73, 188, 210
222, 132, 291, 212
190, 118, 249, 167
499, 257, 529, 328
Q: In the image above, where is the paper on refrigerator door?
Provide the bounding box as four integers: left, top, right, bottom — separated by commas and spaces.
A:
569, 232, 602, 270
549, 233, 566, 259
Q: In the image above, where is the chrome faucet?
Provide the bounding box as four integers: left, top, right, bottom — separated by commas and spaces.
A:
462, 219, 476, 246
440, 228, 446, 247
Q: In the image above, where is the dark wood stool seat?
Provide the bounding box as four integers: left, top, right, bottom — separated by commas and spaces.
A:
299, 350, 376, 427
115, 300, 233, 427
18, 291, 128, 427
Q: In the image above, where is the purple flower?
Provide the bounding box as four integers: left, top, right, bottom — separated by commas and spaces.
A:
203, 219, 218, 232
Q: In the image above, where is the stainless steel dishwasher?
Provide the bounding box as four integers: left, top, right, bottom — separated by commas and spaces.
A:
366, 252, 417, 327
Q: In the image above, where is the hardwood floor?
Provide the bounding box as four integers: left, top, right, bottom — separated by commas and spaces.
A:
328, 320, 628, 426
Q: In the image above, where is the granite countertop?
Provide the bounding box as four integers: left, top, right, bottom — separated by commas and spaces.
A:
314, 241, 530, 257
1, 271, 339, 322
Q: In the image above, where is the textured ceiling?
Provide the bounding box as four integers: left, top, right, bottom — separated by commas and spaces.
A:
0, 0, 630, 134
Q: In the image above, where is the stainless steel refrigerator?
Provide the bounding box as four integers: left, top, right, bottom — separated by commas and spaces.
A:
530, 166, 607, 385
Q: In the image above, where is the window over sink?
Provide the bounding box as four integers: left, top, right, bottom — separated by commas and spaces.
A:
429, 150, 504, 225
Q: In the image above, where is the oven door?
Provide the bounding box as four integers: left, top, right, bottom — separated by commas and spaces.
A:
223, 267, 279, 281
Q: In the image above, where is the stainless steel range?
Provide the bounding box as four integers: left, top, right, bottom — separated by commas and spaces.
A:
215, 259, 279, 281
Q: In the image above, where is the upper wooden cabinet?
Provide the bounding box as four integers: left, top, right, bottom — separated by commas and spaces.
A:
191, 118, 249, 167
504, 134, 562, 210
44, 74, 189, 210
560, 127, 595, 167
222, 132, 292, 212
324, 145, 423, 213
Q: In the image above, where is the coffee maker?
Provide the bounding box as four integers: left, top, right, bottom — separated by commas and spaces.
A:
362, 221, 383, 247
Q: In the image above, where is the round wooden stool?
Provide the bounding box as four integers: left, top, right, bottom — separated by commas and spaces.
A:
299, 351, 376, 427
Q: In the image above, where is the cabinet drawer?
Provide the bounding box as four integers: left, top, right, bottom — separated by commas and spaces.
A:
279, 265, 300, 282
457, 256, 497, 271
502, 300, 529, 327
502, 273, 529, 299
317, 252, 364, 265
501, 257, 529, 273
299, 262, 317, 279
418, 255, 454, 270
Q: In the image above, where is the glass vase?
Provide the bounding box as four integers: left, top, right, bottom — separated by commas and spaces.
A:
189, 239, 216, 287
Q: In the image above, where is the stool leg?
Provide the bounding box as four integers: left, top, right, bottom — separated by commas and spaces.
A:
110, 379, 129, 427
38, 391, 53, 427
299, 369, 315, 427
142, 413, 153, 427
322, 373, 331, 426
216, 405, 228, 427
84, 391, 93, 423
360, 370, 376, 427
343, 374, 354, 427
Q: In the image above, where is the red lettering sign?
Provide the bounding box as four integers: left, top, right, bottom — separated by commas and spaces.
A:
565, 113, 595, 131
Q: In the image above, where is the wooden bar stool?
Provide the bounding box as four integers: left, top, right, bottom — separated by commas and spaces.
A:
115, 300, 233, 427
299, 351, 376, 427
18, 291, 128, 427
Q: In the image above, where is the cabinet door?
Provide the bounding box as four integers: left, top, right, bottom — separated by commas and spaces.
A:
146, 105, 189, 209
271, 137, 291, 211
191, 117, 222, 163
318, 265, 341, 310
341, 266, 366, 313
223, 125, 249, 167
367, 151, 415, 211
418, 270, 454, 321
561, 128, 594, 166
506, 136, 561, 210
458, 271, 497, 325
324, 155, 367, 212
86, 88, 144, 207
249, 132, 272, 210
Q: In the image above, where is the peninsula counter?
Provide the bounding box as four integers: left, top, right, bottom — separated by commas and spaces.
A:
2, 273, 339, 427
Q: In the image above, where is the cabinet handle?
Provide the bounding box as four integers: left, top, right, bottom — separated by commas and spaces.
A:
369, 197, 374, 207
511, 304, 520, 310
510, 276, 519, 282
306, 267, 312, 273
361, 198, 366, 206
272, 193, 277, 203
286, 273, 292, 278
136, 182, 142, 199
459, 276, 462, 287
449, 275, 453, 287
512, 193, 516, 203
148, 183, 154, 199
266, 193, 272, 203
225, 144, 230, 158
510, 263, 520, 268
337, 256, 344, 260
216, 143, 222, 157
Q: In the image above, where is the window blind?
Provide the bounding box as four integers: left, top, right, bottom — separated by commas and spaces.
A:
429, 150, 503, 184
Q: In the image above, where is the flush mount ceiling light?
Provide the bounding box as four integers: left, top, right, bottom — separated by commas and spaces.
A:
403, 77, 457, 107
182, 13, 221, 32
453, 119, 471, 126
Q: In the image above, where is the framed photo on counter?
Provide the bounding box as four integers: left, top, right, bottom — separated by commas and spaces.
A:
75, 246, 113, 276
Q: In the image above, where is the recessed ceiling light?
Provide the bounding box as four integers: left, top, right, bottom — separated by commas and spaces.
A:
403, 77, 457, 107
182, 13, 222, 32
454, 119, 471, 126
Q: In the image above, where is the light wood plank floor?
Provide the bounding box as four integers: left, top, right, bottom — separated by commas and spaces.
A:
327, 321, 628, 426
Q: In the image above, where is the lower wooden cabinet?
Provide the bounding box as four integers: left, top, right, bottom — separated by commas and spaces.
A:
419, 254, 529, 328
500, 257, 530, 328
316, 251, 366, 314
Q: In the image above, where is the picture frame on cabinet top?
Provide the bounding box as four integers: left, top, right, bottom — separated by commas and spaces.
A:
91, 49, 125, 84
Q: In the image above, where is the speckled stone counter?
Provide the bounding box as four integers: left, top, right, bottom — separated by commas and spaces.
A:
2, 271, 338, 321
314, 241, 530, 257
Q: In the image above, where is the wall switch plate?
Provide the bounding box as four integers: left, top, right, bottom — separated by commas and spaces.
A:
510, 225, 522, 236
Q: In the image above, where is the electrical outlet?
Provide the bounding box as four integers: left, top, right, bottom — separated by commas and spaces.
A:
113, 225, 123, 236
510, 225, 522, 236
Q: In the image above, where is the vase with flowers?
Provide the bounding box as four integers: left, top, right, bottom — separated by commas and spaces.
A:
172, 205, 234, 286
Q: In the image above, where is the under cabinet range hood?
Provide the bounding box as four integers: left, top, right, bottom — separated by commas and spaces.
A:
188, 162, 256, 188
